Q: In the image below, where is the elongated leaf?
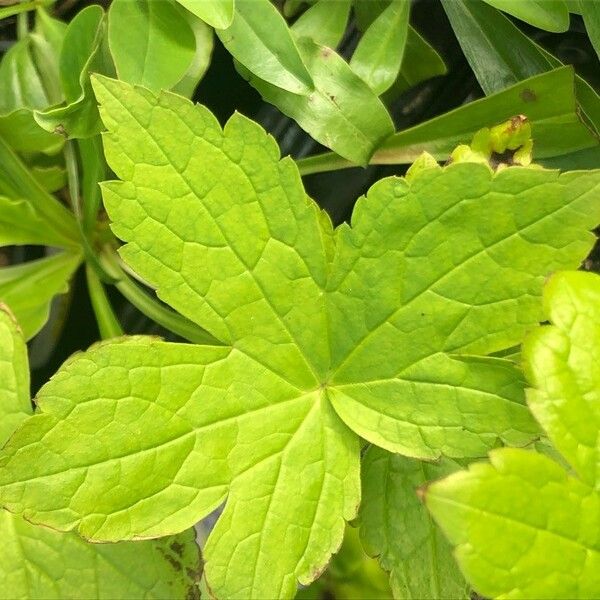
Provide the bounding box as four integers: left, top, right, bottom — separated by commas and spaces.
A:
426, 271, 600, 599
175, 0, 233, 28
359, 447, 468, 599
0, 197, 73, 248
291, 0, 351, 49
0, 309, 30, 446
0, 253, 81, 340
217, 0, 313, 94
0, 307, 202, 599
108, 0, 195, 91
443, 0, 600, 135
350, 0, 410, 95
1, 78, 599, 599
244, 37, 394, 164
580, 0, 600, 61
171, 12, 214, 98
376, 67, 597, 164
481, 0, 570, 32
35, 5, 114, 139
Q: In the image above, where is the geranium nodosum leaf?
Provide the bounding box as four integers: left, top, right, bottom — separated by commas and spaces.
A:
0, 76, 599, 598
425, 272, 600, 599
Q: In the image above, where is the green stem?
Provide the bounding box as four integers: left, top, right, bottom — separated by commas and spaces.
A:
64, 141, 82, 221
16, 4, 30, 39
0, 0, 38, 21
86, 265, 123, 339
100, 249, 220, 346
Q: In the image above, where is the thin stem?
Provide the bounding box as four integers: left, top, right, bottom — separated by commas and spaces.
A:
86, 265, 123, 339
100, 248, 220, 346
64, 141, 82, 221
0, 0, 38, 21
16, 7, 29, 40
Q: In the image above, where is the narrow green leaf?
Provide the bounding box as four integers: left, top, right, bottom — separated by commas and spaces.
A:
243, 37, 394, 164
291, 0, 351, 49
0, 197, 73, 248
217, 0, 314, 94
171, 11, 214, 98
523, 271, 600, 488
108, 0, 196, 92
174, 0, 233, 29
426, 449, 600, 599
1, 78, 599, 599
350, 0, 410, 95
353, 0, 389, 31
580, 0, 600, 61
481, 0, 570, 32
0, 308, 30, 446
0, 252, 81, 340
359, 447, 468, 599
443, 0, 600, 136
35, 5, 114, 139
0, 135, 78, 245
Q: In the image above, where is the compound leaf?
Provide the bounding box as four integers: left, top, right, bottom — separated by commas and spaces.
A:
425, 271, 600, 599
1, 77, 599, 599
0, 307, 202, 599
359, 447, 468, 599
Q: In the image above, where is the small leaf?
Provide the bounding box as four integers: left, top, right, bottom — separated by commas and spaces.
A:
426, 449, 600, 599
35, 5, 114, 139
580, 0, 600, 61
108, 0, 196, 92
0, 252, 81, 340
350, 0, 410, 95
291, 0, 351, 49
243, 37, 394, 164
359, 447, 468, 599
175, 0, 233, 29
481, 0, 570, 32
523, 271, 600, 488
217, 0, 314, 94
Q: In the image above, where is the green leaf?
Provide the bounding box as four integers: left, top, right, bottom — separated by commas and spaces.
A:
0, 308, 30, 447
0, 252, 81, 340
35, 5, 114, 139
426, 449, 600, 599
243, 37, 394, 164
353, 0, 389, 31
171, 11, 214, 98
359, 447, 468, 599
375, 67, 597, 164
384, 26, 446, 99
217, 0, 314, 94
425, 271, 600, 599
0, 306, 202, 599
108, 0, 196, 92
0, 197, 73, 248
350, 0, 410, 95
174, 0, 233, 29
580, 0, 600, 61
523, 271, 600, 488
1, 77, 599, 598
443, 0, 600, 136
291, 0, 351, 49
481, 0, 570, 32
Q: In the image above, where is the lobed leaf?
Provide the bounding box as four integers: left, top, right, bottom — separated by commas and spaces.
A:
0, 77, 599, 598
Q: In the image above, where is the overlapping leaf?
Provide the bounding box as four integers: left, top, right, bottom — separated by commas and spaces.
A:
426, 271, 600, 599
0, 78, 599, 598
0, 307, 202, 599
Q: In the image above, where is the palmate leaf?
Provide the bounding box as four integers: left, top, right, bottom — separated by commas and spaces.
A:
425, 271, 600, 599
0, 307, 202, 599
0, 77, 599, 599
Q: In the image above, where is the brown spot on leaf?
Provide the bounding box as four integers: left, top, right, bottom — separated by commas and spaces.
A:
53, 124, 68, 138
520, 89, 537, 103
170, 541, 184, 557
